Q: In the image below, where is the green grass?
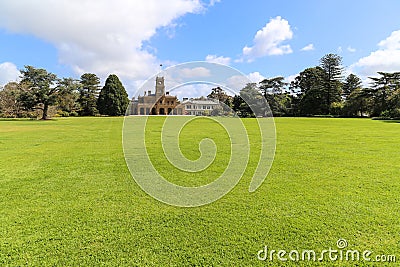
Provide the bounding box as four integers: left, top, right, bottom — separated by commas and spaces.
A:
0, 117, 399, 266
144, 117, 233, 187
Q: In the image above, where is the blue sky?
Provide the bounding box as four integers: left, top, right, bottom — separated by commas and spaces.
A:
1, 0, 400, 97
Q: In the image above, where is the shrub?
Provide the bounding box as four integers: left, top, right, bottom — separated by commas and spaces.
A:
69, 111, 79, 117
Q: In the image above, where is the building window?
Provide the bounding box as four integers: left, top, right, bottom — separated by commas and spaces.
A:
203, 105, 206, 110
186, 105, 191, 109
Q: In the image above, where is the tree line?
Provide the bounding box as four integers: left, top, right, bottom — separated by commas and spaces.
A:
1, 54, 400, 119
209, 54, 400, 119
0, 66, 129, 120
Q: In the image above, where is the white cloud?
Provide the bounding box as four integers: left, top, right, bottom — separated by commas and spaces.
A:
242, 16, 293, 61
0, 62, 20, 86
300, 44, 314, 51
171, 83, 214, 99
205, 54, 231, 65
0, 0, 203, 94
208, 0, 221, 6
224, 72, 265, 93
337, 46, 343, 54
347, 46, 356, 53
285, 74, 298, 84
225, 75, 249, 93
179, 67, 211, 78
378, 30, 400, 49
351, 30, 400, 77
247, 72, 265, 83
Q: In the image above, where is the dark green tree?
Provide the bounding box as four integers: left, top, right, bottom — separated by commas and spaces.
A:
56, 78, 80, 116
231, 84, 258, 118
319, 53, 343, 113
232, 94, 244, 114
387, 89, 400, 118
259, 77, 286, 95
97, 74, 129, 116
78, 73, 101, 116
291, 67, 327, 115
236, 83, 268, 117
259, 77, 291, 116
18, 65, 59, 120
369, 72, 400, 117
342, 88, 372, 117
342, 73, 362, 98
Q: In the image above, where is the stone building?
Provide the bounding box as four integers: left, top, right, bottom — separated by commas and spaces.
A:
129, 77, 183, 115
179, 97, 220, 115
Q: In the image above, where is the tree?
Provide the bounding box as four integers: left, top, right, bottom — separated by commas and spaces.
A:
368, 71, 400, 116
342, 88, 372, 117
56, 78, 80, 116
78, 73, 101, 116
259, 77, 291, 116
0, 82, 24, 118
291, 67, 327, 115
259, 77, 286, 96
231, 84, 256, 118
207, 86, 233, 115
97, 74, 129, 116
19, 66, 59, 120
387, 89, 400, 118
222, 96, 233, 115
298, 83, 326, 115
207, 86, 231, 103
234, 83, 268, 117
232, 94, 244, 115
342, 74, 362, 99
319, 53, 343, 113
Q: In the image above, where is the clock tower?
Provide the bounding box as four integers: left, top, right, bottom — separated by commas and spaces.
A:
155, 76, 165, 97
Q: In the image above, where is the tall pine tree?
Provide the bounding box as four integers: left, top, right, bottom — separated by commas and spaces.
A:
342, 73, 362, 99
320, 53, 343, 113
78, 73, 101, 116
97, 74, 129, 116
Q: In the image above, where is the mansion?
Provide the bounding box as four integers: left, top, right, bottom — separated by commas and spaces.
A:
128, 76, 220, 116
129, 77, 183, 115
180, 97, 219, 115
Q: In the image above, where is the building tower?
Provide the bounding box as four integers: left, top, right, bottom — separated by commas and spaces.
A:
155, 76, 165, 98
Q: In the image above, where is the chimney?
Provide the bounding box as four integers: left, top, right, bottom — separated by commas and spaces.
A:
166, 92, 169, 95
183, 97, 188, 101
144, 91, 147, 96
148, 90, 151, 95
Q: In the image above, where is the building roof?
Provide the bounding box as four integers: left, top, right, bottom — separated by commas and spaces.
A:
182, 99, 219, 105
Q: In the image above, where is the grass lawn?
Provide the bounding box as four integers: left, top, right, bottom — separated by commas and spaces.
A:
0, 117, 399, 266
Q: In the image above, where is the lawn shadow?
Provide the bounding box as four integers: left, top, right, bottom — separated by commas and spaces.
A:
380, 120, 400, 123
0, 118, 59, 122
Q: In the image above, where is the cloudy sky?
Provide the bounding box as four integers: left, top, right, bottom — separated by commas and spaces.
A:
0, 0, 400, 97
